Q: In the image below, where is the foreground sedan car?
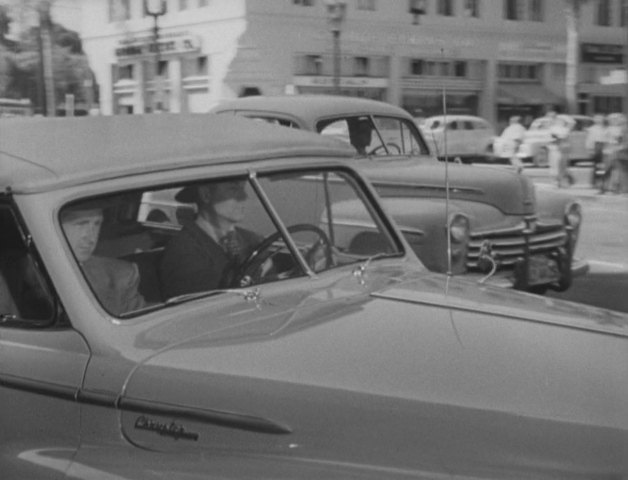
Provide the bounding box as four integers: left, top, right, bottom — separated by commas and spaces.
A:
211, 95, 587, 292
1, 114, 627, 479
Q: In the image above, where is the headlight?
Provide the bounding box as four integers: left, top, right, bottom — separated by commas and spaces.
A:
564, 202, 582, 229
448, 214, 470, 274
449, 214, 470, 243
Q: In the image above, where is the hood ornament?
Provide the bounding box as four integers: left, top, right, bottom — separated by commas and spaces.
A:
478, 240, 498, 284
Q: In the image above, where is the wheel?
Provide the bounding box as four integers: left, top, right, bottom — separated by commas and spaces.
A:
232, 224, 333, 287
369, 143, 401, 156
533, 147, 549, 167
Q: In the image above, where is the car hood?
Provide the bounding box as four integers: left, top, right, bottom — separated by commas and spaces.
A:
119, 268, 627, 477
355, 158, 536, 216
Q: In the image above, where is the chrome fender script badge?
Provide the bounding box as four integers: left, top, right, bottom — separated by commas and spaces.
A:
134, 415, 199, 441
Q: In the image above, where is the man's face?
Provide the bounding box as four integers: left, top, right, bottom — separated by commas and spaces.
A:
205, 181, 248, 225
62, 208, 104, 263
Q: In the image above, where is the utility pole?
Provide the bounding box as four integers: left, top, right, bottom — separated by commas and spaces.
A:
325, 0, 346, 95
38, 0, 55, 116
624, 0, 628, 114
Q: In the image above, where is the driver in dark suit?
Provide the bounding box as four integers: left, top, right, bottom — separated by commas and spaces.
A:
349, 117, 373, 156
159, 180, 262, 299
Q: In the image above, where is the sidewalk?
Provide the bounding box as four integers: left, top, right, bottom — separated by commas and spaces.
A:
523, 165, 628, 201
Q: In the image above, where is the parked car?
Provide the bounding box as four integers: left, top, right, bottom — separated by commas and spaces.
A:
417, 114, 497, 163
499, 114, 594, 167
211, 95, 587, 293
2, 114, 627, 480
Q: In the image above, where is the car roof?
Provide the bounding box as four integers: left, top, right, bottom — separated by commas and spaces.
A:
210, 95, 414, 127
532, 114, 592, 122
0, 113, 355, 194
423, 115, 487, 122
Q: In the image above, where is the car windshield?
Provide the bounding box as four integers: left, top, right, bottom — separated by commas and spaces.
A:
58, 167, 402, 317
317, 115, 428, 157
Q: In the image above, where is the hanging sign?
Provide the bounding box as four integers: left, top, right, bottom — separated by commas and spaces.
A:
115, 33, 201, 58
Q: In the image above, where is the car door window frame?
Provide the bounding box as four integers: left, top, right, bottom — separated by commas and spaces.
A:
0, 200, 59, 329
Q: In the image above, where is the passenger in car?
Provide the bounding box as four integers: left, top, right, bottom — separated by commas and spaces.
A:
159, 180, 263, 298
348, 118, 373, 156
61, 202, 147, 316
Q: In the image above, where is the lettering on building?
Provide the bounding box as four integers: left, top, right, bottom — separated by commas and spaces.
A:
116, 34, 201, 58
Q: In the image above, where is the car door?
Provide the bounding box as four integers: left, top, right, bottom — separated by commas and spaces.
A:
0, 203, 90, 479
462, 120, 478, 155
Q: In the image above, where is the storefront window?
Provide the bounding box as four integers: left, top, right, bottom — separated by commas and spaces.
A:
529, 0, 543, 21
464, 0, 479, 17
410, 59, 468, 78
403, 93, 479, 118
593, 96, 622, 114
357, 0, 376, 10
182, 56, 209, 77
304, 55, 323, 75
354, 57, 370, 77
504, 0, 523, 20
596, 0, 611, 26
437, 0, 454, 16
498, 62, 540, 80
117, 64, 134, 81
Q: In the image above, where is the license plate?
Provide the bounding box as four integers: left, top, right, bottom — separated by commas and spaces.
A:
527, 255, 560, 286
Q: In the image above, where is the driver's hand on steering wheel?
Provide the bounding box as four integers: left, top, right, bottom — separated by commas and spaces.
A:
260, 258, 274, 277
305, 240, 332, 273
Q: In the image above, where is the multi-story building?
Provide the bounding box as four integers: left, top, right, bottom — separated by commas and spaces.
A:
79, 0, 628, 129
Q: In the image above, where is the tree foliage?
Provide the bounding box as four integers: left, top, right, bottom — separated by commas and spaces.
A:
0, 2, 94, 112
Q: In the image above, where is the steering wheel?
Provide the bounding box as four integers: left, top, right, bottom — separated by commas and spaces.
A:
232, 224, 333, 287
368, 143, 401, 156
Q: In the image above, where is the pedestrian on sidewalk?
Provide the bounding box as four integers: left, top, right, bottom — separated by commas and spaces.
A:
605, 113, 628, 194
498, 115, 526, 170
547, 111, 575, 188
585, 114, 610, 191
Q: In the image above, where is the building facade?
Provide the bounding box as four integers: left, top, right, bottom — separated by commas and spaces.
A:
79, 0, 628, 129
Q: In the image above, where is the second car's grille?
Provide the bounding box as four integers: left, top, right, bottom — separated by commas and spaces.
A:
467, 223, 567, 270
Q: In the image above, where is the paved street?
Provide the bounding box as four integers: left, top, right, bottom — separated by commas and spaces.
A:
524, 166, 628, 312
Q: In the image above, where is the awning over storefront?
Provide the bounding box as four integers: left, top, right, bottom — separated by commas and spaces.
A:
497, 83, 562, 106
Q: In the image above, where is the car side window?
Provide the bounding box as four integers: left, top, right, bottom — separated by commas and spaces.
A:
371, 115, 426, 156
246, 115, 300, 129
0, 206, 55, 325
59, 169, 401, 318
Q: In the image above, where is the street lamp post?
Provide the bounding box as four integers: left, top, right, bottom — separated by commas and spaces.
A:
325, 0, 346, 95
144, 0, 167, 112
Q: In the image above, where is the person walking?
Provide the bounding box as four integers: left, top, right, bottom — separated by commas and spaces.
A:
547, 111, 575, 188
605, 114, 628, 193
585, 114, 610, 191
498, 115, 527, 170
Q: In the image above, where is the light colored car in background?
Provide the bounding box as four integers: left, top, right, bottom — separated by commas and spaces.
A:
211, 95, 587, 293
509, 114, 594, 167
2, 113, 627, 480
417, 114, 497, 163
